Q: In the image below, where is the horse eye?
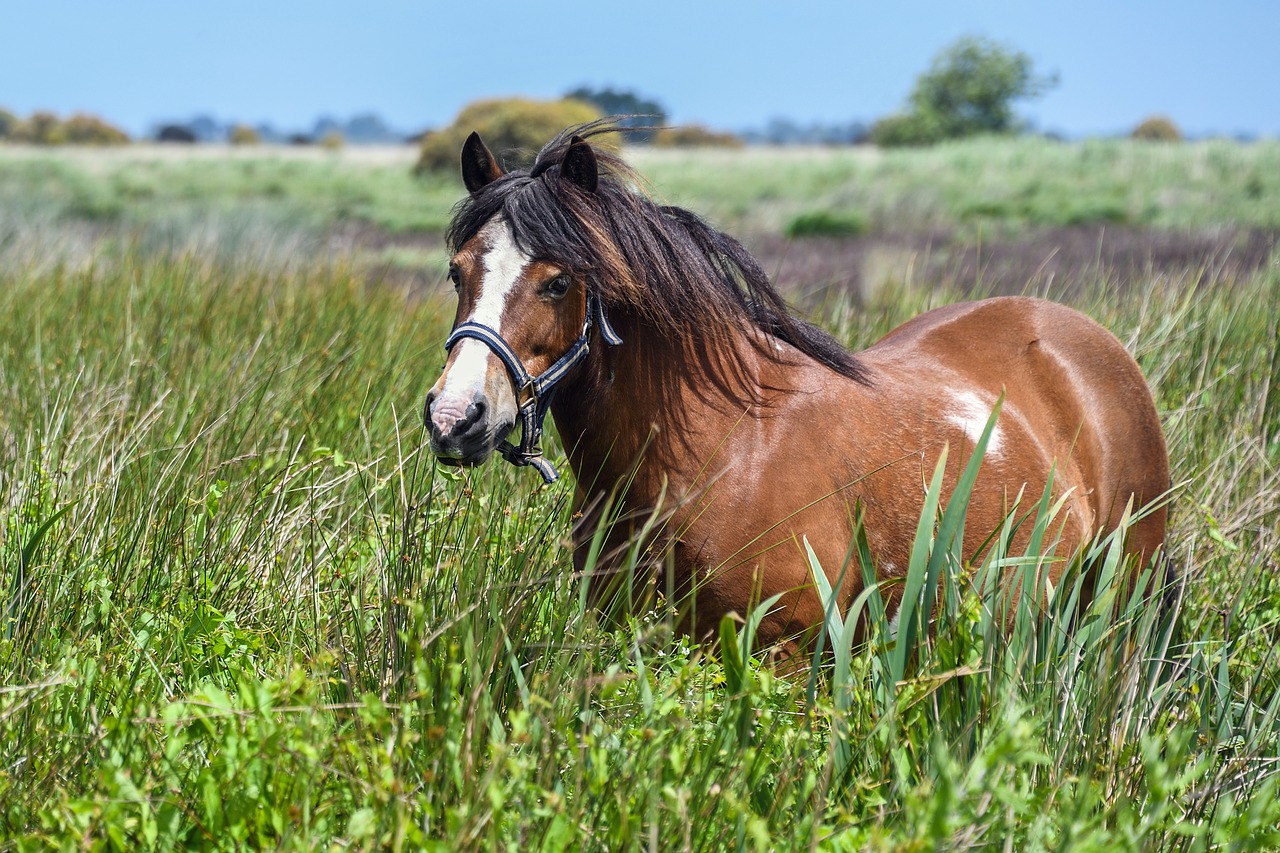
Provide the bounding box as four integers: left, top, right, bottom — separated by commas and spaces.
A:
448, 265, 461, 290
545, 275, 571, 298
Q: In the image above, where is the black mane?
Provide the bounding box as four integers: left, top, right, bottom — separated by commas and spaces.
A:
447, 122, 870, 387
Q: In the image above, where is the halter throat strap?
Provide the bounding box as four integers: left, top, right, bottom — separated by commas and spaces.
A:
443, 292, 621, 484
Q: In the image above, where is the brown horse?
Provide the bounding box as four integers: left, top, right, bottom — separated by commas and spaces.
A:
424, 125, 1171, 655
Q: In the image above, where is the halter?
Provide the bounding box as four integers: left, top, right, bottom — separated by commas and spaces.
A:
443, 291, 622, 484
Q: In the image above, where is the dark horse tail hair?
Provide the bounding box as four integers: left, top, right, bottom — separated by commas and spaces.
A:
448, 120, 871, 388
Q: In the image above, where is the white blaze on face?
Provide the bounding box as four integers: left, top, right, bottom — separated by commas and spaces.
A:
440, 219, 531, 399
947, 390, 1003, 457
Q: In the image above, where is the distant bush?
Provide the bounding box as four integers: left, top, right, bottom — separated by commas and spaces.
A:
869, 112, 944, 147
784, 209, 869, 238
156, 124, 197, 143
1132, 116, 1182, 142
414, 97, 608, 176
11, 111, 67, 145
1059, 198, 1130, 226
320, 130, 344, 151
7, 111, 129, 145
649, 125, 744, 148
0, 107, 17, 139
229, 124, 261, 146
62, 113, 129, 145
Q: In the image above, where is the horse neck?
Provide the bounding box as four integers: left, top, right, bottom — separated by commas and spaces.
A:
550, 309, 769, 502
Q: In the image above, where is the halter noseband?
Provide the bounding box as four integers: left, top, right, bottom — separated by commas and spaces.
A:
443, 291, 622, 484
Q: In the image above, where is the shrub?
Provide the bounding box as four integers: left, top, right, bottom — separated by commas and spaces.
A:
1132, 115, 1182, 142
319, 130, 344, 151
11, 111, 67, 145
8, 111, 128, 146
649, 125, 743, 148
414, 97, 608, 176
869, 112, 944, 147
0, 107, 17, 138
1059, 198, 1130, 226
61, 113, 129, 145
229, 124, 261, 146
784, 209, 869, 238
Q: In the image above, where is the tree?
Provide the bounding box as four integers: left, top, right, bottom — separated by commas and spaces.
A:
564, 86, 667, 142
872, 36, 1057, 146
156, 124, 197, 143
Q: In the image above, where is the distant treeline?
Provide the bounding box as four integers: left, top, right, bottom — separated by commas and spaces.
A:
152, 113, 418, 146
3, 100, 865, 150
6, 34, 1251, 153
0, 107, 423, 147
742, 119, 870, 146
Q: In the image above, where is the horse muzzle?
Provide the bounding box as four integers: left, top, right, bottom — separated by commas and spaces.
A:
424, 390, 513, 466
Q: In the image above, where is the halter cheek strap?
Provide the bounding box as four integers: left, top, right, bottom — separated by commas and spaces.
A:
443, 292, 622, 484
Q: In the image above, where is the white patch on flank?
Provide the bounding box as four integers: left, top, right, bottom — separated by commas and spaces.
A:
883, 562, 901, 636
947, 390, 1003, 458
442, 219, 530, 397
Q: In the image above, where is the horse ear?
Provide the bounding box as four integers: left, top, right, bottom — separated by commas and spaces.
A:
561, 135, 598, 194
461, 131, 503, 194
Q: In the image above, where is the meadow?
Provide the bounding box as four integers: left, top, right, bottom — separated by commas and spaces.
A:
1, 137, 1278, 850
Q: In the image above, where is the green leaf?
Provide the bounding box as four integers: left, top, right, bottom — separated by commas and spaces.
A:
893, 444, 949, 684
720, 614, 745, 694
347, 807, 377, 840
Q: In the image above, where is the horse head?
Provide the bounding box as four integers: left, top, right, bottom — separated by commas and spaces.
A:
424, 131, 617, 480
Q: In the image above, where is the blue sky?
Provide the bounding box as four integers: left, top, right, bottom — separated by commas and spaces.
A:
3, 1, 1277, 138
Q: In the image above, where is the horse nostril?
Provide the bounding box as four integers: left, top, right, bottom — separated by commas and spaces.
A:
423, 391, 438, 426
453, 399, 487, 437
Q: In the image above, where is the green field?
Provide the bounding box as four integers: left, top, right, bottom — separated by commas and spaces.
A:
1, 138, 1279, 850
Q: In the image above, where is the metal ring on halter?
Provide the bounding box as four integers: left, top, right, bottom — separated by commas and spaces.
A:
443, 291, 621, 484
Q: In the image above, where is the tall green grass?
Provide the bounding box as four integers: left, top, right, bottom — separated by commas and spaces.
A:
0, 144, 1278, 847
1, 245, 1277, 848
